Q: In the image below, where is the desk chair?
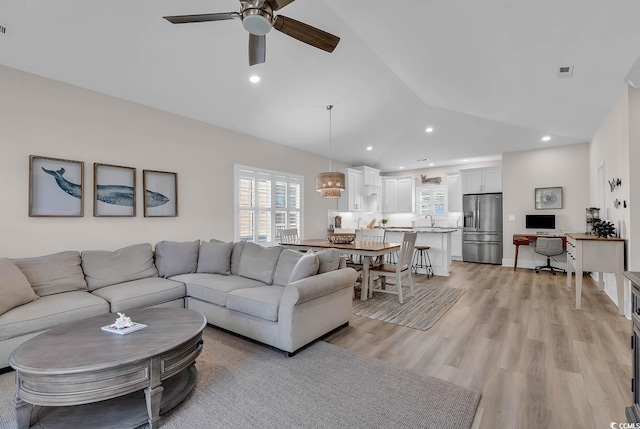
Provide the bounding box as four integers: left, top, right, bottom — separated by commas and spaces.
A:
534, 237, 565, 275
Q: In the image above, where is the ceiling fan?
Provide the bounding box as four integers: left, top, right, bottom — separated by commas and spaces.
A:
163, 0, 340, 66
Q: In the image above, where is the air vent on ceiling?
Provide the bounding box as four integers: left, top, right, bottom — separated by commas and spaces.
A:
0, 23, 12, 38
416, 158, 430, 162
557, 65, 573, 78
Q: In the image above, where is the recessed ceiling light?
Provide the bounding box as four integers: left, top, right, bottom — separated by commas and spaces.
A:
249, 75, 260, 83
425, 127, 434, 133
429, 163, 435, 166
366, 146, 373, 151
399, 166, 404, 170
541, 135, 551, 142
462, 159, 468, 162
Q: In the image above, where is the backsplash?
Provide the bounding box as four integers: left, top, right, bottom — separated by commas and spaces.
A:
328, 210, 462, 230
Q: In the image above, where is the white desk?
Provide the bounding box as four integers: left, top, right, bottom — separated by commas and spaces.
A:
566, 233, 625, 314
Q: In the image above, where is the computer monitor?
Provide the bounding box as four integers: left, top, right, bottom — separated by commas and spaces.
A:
526, 214, 555, 230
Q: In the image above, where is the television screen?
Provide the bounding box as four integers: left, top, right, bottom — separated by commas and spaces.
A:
526, 214, 555, 229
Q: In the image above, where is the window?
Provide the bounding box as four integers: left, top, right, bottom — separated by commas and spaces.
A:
418, 186, 446, 216
235, 165, 303, 244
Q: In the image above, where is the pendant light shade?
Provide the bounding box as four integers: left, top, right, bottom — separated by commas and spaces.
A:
317, 105, 345, 199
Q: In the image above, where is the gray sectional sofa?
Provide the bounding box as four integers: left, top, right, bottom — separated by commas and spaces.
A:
0, 240, 358, 369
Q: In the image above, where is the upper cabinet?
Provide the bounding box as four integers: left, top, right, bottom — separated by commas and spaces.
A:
337, 168, 364, 212
382, 176, 414, 213
461, 167, 502, 194
447, 172, 462, 212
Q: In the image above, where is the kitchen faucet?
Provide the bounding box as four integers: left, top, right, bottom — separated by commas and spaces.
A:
424, 214, 435, 227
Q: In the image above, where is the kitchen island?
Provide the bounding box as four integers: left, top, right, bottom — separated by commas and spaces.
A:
383, 227, 455, 276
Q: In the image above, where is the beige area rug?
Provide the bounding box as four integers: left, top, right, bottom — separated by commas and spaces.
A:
0, 327, 480, 429
353, 276, 466, 330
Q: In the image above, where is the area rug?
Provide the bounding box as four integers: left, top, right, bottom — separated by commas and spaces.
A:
0, 327, 480, 429
353, 278, 466, 330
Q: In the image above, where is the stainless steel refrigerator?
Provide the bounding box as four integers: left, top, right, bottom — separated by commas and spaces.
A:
462, 193, 503, 264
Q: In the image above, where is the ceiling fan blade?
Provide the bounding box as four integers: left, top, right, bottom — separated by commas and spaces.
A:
249, 34, 266, 66
273, 16, 340, 53
267, 0, 296, 11
163, 12, 239, 24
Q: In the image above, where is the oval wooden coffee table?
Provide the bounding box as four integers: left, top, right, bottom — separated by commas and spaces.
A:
9, 307, 206, 429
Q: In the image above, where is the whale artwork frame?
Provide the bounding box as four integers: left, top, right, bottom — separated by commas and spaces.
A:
29, 155, 84, 217
94, 163, 136, 217
143, 169, 178, 217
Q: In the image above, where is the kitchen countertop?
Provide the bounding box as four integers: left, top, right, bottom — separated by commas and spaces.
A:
384, 227, 458, 233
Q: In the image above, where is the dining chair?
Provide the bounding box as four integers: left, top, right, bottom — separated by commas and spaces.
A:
279, 228, 299, 243
349, 229, 386, 297
368, 232, 417, 304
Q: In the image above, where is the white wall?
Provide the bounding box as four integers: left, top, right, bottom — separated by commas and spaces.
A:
502, 144, 590, 269
589, 85, 636, 316
0, 66, 343, 257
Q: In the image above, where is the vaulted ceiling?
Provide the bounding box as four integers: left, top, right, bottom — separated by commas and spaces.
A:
2, 0, 639, 171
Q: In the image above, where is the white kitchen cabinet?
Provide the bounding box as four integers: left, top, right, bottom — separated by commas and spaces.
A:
447, 172, 462, 212
461, 167, 502, 194
382, 176, 414, 213
355, 166, 382, 188
337, 168, 363, 212
451, 229, 462, 261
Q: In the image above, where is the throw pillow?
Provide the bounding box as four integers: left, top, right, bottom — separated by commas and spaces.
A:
197, 241, 233, 275
288, 252, 319, 284
12, 251, 88, 296
273, 249, 303, 286
308, 248, 341, 273
0, 258, 39, 316
82, 243, 158, 291
230, 241, 246, 275
155, 240, 200, 278
237, 242, 283, 285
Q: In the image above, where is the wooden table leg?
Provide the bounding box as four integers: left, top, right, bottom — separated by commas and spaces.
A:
14, 395, 32, 429
514, 244, 520, 271
146, 357, 164, 429
616, 271, 625, 316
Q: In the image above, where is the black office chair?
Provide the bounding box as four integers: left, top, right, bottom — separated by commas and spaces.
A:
534, 237, 565, 275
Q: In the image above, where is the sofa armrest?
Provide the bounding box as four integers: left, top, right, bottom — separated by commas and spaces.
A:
281, 268, 358, 307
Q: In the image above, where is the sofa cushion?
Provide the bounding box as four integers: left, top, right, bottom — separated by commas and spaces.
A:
0, 291, 109, 341
226, 286, 285, 322
230, 242, 245, 275
172, 273, 265, 307
273, 249, 303, 286
237, 243, 282, 285
0, 258, 39, 316
155, 240, 200, 278
308, 249, 341, 273
90, 277, 186, 313
12, 251, 88, 296
82, 243, 158, 291
288, 252, 319, 284
196, 242, 233, 275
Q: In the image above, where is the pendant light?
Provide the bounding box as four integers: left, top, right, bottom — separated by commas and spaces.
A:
316, 105, 345, 198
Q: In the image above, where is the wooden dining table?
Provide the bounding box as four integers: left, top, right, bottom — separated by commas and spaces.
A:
280, 239, 401, 301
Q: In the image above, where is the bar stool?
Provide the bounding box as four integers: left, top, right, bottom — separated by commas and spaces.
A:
412, 245, 433, 277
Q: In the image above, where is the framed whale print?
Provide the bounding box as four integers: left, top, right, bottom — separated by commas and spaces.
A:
29, 155, 84, 217
94, 163, 136, 217
143, 169, 178, 217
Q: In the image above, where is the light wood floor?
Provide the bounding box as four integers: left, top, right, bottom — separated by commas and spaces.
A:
325, 261, 632, 429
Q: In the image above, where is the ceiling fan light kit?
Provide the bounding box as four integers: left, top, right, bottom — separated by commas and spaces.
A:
163, 0, 340, 66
